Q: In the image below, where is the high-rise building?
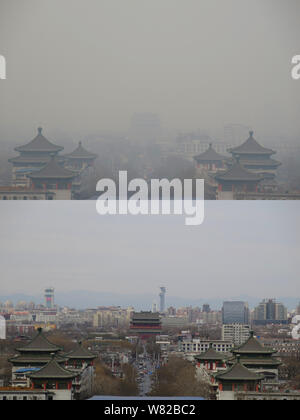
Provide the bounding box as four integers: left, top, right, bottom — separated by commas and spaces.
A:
222, 301, 250, 325
152, 302, 158, 313
159, 287, 167, 313
222, 324, 251, 346
253, 299, 288, 325
296, 303, 300, 316
44, 288, 55, 309
202, 304, 211, 313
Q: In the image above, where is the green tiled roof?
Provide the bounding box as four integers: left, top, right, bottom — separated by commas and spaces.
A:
16, 329, 62, 353
66, 342, 97, 360
28, 358, 77, 380
232, 333, 275, 355
215, 360, 264, 382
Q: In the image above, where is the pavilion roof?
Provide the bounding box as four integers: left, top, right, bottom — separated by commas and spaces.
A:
195, 346, 228, 362
194, 144, 228, 163
28, 358, 77, 380
232, 332, 276, 355
15, 128, 64, 154
8, 156, 51, 165
16, 329, 62, 353
28, 157, 76, 180
64, 142, 98, 160
215, 360, 264, 382
9, 353, 68, 365
66, 342, 97, 360
228, 131, 275, 156
227, 357, 281, 366
215, 161, 263, 182
238, 158, 281, 168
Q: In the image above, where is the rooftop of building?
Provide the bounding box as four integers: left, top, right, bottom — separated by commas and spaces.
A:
64, 142, 98, 160
28, 157, 76, 180
228, 131, 276, 156
15, 328, 62, 353
8, 155, 52, 165
215, 160, 263, 182
14, 128, 64, 154
232, 332, 276, 355
132, 312, 161, 320
215, 359, 264, 382
28, 357, 77, 380
65, 342, 97, 360
195, 346, 228, 361
194, 144, 228, 163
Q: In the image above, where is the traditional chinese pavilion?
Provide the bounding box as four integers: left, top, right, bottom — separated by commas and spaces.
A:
215, 357, 264, 395
9, 128, 64, 188
28, 156, 76, 200
227, 331, 281, 390
8, 329, 97, 400
194, 144, 228, 174
63, 142, 98, 197
66, 341, 96, 369
195, 345, 228, 372
215, 159, 263, 199
228, 131, 281, 180
28, 356, 77, 400
9, 328, 66, 387
64, 142, 98, 171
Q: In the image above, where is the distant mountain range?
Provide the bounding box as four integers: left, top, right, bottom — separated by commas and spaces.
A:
0, 291, 299, 311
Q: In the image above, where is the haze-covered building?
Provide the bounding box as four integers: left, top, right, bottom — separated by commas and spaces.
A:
8, 128, 98, 199
9, 128, 64, 188
228, 131, 281, 180
215, 159, 263, 200
28, 157, 76, 200
63, 142, 98, 198
194, 143, 228, 174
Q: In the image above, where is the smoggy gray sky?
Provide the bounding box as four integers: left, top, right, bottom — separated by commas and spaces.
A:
0, 0, 300, 140
0, 201, 299, 301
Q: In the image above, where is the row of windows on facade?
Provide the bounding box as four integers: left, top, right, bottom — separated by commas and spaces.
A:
1, 396, 53, 401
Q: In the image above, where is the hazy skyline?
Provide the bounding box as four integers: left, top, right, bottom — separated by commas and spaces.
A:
0, 201, 299, 302
0, 0, 300, 142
